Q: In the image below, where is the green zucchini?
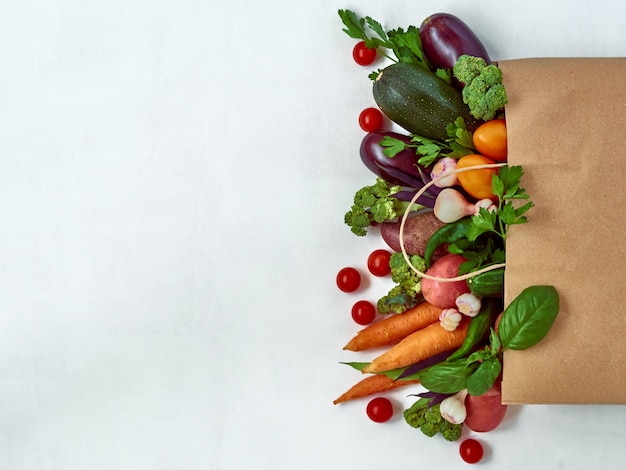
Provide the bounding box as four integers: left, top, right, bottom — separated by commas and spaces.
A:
372, 62, 479, 140
467, 267, 505, 297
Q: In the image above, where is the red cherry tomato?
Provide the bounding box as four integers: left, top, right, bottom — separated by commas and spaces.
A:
367, 249, 391, 277
351, 300, 376, 325
366, 397, 394, 423
358, 107, 384, 132
336, 267, 361, 293
459, 439, 484, 464
352, 41, 377, 66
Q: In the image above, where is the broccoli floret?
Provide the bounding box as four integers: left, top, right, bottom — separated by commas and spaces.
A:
441, 422, 463, 442
377, 285, 416, 314
377, 253, 425, 313
419, 421, 439, 437
344, 178, 420, 236
424, 404, 444, 424
404, 400, 463, 441
403, 397, 430, 428
453, 54, 508, 121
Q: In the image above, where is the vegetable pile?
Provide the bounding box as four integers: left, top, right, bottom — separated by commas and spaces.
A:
333, 10, 561, 463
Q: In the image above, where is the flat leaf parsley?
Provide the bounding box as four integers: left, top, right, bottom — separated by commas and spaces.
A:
467, 165, 533, 242
379, 117, 476, 167
338, 9, 451, 82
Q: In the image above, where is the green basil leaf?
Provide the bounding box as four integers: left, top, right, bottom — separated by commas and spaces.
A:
339, 362, 406, 379
466, 357, 502, 396
498, 285, 559, 350
489, 327, 501, 353
418, 359, 478, 394
465, 349, 489, 365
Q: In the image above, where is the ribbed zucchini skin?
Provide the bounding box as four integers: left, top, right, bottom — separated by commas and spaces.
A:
372, 62, 479, 140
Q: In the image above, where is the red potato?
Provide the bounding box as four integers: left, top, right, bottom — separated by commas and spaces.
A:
380, 211, 446, 257
494, 312, 503, 334
421, 254, 471, 309
464, 378, 508, 432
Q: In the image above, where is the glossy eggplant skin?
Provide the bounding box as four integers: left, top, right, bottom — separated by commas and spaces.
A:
419, 13, 491, 73
359, 131, 425, 188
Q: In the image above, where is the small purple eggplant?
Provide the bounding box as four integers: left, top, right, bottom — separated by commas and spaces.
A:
420, 13, 491, 86
360, 131, 426, 189
397, 349, 454, 380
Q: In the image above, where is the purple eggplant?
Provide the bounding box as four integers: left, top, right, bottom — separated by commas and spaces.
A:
397, 349, 454, 380
417, 166, 442, 197
419, 13, 491, 85
395, 190, 435, 209
412, 390, 452, 407
360, 131, 426, 189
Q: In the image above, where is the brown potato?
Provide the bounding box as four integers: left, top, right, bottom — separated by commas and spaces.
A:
380, 210, 446, 257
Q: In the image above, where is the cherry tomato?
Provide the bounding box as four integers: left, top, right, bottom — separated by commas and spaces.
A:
352, 41, 377, 66
358, 107, 384, 132
473, 119, 508, 162
351, 300, 376, 325
456, 154, 498, 201
366, 397, 394, 423
336, 267, 361, 293
367, 249, 391, 277
459, 439, 484, 464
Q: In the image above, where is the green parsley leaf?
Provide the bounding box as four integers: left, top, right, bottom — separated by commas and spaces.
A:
467, 207, 498, 242
379, 136, 409, 158
446, 117, 475, 150
499, 202, 518, 226
337, 10, 435, 72
491, 173, 505, 199
365, 16, 389, 43
466, 164, 534, 244
338, 9, 367, 40
435, 68, 452, 84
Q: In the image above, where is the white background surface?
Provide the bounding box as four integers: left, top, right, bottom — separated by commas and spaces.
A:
1, 1, 625, 469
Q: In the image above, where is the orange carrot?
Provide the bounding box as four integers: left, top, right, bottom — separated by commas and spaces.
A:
362, 319, 470, 374
343, 301, 442, 352
333, 374, 421, 405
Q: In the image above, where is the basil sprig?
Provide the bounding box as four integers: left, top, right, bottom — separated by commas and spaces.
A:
418, 285, 559, 396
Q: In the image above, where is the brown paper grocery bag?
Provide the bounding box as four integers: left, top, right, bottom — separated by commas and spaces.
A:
499, 58, 626, 404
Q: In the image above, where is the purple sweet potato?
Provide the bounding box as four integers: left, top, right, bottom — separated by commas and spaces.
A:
380, 211, 447, 258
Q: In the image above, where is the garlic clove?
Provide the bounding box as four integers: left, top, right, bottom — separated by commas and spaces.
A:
474, 198, 497, 216
431, 157, 459, 188
455, 293, 482, 317
439, 308, 462, 331
440, 390, 469, 424
434, 188, 475, 223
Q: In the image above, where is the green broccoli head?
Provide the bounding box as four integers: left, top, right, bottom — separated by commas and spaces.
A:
377, 253, 425, 314
419, 421, 439, 437
424, 403, 444, 424
440, 423, 463, 442
403, 398, 429, 428
453, 55, 508, 121
344, 178, 421, 236
452, 55, 487, 84
404, 399, 463, 441
377, 285, 417, 314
